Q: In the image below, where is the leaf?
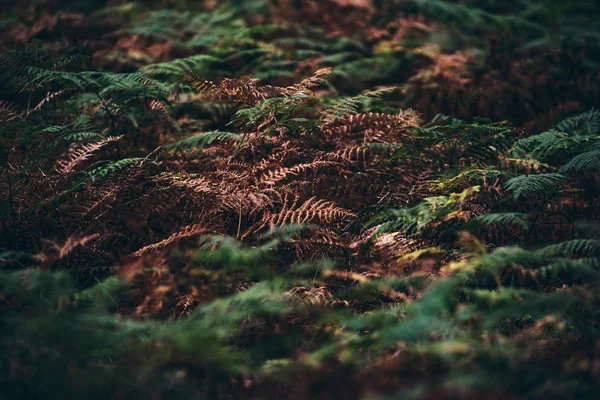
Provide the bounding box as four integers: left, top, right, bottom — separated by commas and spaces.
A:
504, 173, 565, 199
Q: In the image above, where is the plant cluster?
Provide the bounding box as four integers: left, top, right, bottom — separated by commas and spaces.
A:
1, 1, 599, 399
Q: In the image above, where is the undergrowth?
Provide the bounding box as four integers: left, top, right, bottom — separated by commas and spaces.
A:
1, 1, 599, 399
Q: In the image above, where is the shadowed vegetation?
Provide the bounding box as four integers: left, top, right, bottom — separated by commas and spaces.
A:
1, 1, 599, 399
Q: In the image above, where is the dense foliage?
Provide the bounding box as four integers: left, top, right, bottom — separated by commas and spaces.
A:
1, 1, 599, 399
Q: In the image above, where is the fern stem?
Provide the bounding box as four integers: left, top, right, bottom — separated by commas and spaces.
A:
93, 89, 117, 129
3, 166, 16, 247
571, 191, 577, 240
236, 199, 243, 239
526, 193, 553, 243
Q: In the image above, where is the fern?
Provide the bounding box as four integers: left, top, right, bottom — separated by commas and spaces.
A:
88, 158, 144, 181
555, 108, 600, 135
56, 136, 123, 174
473, 212, 530, 230
538, 239, 600, 257
166, 131, 242, 151
2, 5, 600, 397
369, 187, 479, 238
140, 55, 221, 77
133, 224, 214, 256
560, 149, 600, 173
322, 87, 398, 123
504, 173, 565, 199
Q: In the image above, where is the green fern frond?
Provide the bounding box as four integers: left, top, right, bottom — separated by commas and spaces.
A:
88, 158, 144, 181
512, 130, 573, 159
560, 149, 600, 173
322, 87, 398, 123
555, 108, 600, 135
473, 213, 529, 230
369, 187, 479, 238
166, 131, 242, 151
140, 55, 221, 77
538, 239, 600, 257
536, 258, 599, 283
505, 173, 565, 199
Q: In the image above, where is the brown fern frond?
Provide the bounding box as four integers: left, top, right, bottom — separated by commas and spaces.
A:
186, 73, 266, 106
29, 88, 75, 115
168, 174, 217, 195
184, 72, 227, 99
332, 145, 390, 164
258, 161, 340, 185
56, 233, 101, 259
219, 187, 275, 215
288, 67, 332, 94
250, 149, 302, 174
81, 186, 120, 218
148, 99, 176, 127
37, 233, 102, 269
133, 223, 214, 257
322, 111, 419, 143
246, 195, 356, 238
289, 226, 347, 259
56, 135, 123, 174
0, 101, 23, 123
371, 232, 420, 261
413, 46, 474, 90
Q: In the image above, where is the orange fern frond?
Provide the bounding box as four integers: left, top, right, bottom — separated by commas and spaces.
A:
0, 101, 23, 123
246, 195, 356, 238
288, 67, 332, 94
148, 99, 176, 127
29, 88, 75, 115
133, 223, 214, 257
258, 161, 340, 185
322, 112, 418, 144
56, 135, 123, 174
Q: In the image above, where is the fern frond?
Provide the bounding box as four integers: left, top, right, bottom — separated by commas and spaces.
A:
512, 130, 573, 159
148, 100, 178, 129
48, 234, 101, 260
322, 87, 399, 123
0, 101, 23, 123
246, 195, 356, 238
133, 224, 213, 257
140, 55, 221, 76
505, 173, 565, 199
368, 187, 479, 238
560, 149, 600, 173
29, 88, 76, 115
498, 156, 549, 174
535, 258, 599, 283
538, 239, 600, 257
56, 136, 123, 174
290, 67, 332, 93
166, 131, 242, 151
473, 213, 529, 230
89, 158, 144, 181
258, 161, 340, 185
555, 108, 600, 135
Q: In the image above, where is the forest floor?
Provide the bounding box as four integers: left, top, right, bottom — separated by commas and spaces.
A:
1, 1, 600, 399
